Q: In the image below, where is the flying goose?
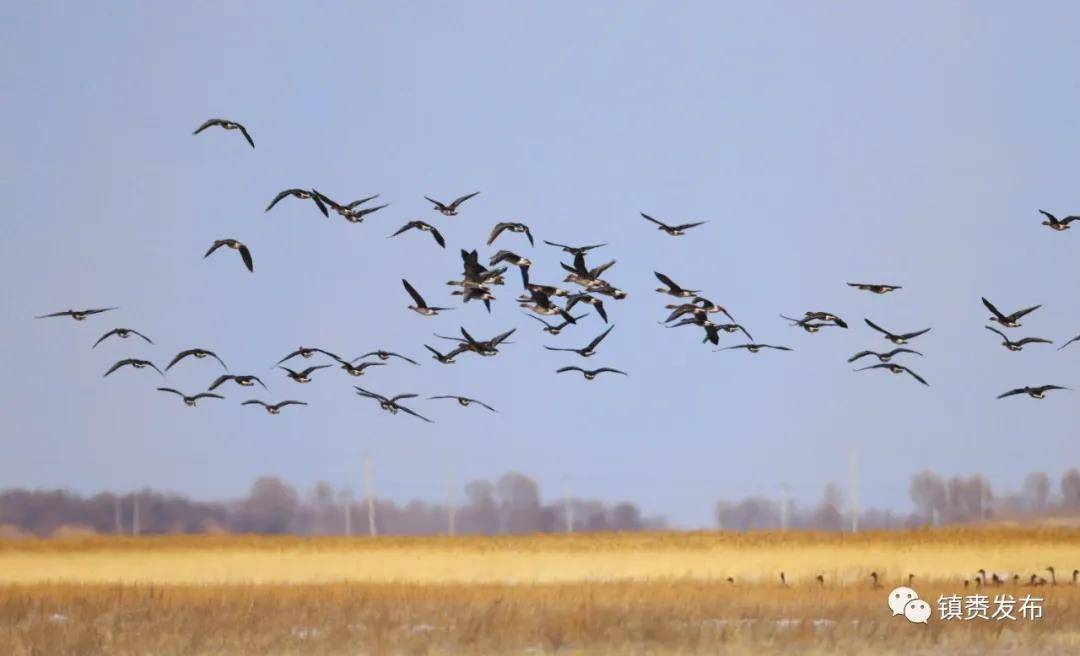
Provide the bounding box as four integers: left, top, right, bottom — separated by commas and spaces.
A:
519, 288, 575, 321
279, 365, 331, 383
717, 343, 792, 354
692, 297, 735, 321
846, 348, 922, 363
429, 395, 497, 412
166, 348, 228, 371
332, 357, 385, 377
997, 385, 1071, 400
208, 374, 267, 391
591, 281, 628, 300
542, 240, 607, 256
390, 221, 445, 247
436, 327, 516, 356
803, 311, 848, 328
425, 344, 465, 364
640, 212, 707, 236
204, 239, 254, 272
338, 203, 388, 223
403, 279, 452, 316
354, 386, 433, 422
847, 282, 901, 294
855, 363, 929, 385
242, 400, 307, 415
275, 347, 340, 366
864, 319, 931, 345
104, 359, 163, 377
92, 328, 153, 348
982, 298, 1041, 328
1038, 209, 1079, 231
490, 250, 532, 268
425, 191, 480, 216
192, 118, 254, 148
985, 326, 1052, 351
697, 323, 754, 345
566, 293, 608, 323
561, 253, 615, 290
654, 272, 699, 298
525, 312, 585, 335
780, 314, 839, 333
544, 325, 615, 357
35, 307, 117, 321
520, 266, 570, 298
487, 222, 534, 246
356, 350, 420, 365
556, 366, 627, 380
157, 388, 224, 407
265, 189, 328, 217
313, 192, 382, 220
1060, 334, 1080, 351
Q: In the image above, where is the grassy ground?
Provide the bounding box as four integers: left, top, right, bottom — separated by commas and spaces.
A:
1, 529, 1079, 654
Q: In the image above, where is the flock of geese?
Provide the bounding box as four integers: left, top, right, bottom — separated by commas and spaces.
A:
32, 117, 1080, 427
769, 567, 1079, 589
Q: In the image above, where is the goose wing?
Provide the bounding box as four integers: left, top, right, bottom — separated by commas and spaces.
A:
402, 279, 427, 308
448, 191, 479, 210
237, 243, 254, 272
640, 212, 669, 228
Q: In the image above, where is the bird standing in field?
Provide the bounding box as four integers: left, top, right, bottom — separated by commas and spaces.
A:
193, 118, 254, 148
425, 191, 480, 216
640, 212, 707, 236
204, 239, 254, 272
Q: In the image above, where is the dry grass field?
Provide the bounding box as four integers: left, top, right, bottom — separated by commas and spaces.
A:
2, 528, 1079, 654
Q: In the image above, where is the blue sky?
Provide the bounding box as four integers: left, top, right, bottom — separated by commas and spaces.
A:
3, 2, 1079, 527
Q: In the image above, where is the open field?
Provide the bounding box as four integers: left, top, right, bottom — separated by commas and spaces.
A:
2, 529, 1080, 654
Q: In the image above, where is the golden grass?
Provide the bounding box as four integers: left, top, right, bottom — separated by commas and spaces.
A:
2, 529, 1080, 654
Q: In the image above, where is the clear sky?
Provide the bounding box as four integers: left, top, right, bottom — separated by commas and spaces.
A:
3, 2, 1079, 527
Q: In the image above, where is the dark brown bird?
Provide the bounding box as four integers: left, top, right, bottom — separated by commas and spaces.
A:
332, 357, 385, 377
487, 222, 534, 246
92, 328, 152, 348
780, 314, 839, 333
855, 363, 929, 386
997, 385, 1070, 400
847, 348, 922, 364
35, 307, 118, 321
403, 279, 453, 316
654, 272, 699, 298
429, 395, 497, 412
544, 325, 615, 357
1060, 333, 1080, 351
864, 319, 931, 345
490, 250, 532, 268
265, 189, 328, 217
243, 400, 307, 415
425, 191, 480, 216
204, 239, 254, 272
425, 344, 465, 364
354, 386, 433, 422
556, 366, 627, 380
193, 118, 254, 148
313, 192, 381, 220
436, 327, 516, 357
566, 293, 608, 323
104, 359, 163, 377
847, 282, 901, 294
279, 365, 331, 383
717, 343, 792, 354
166, 348, 228, 371
208, 374, 268, 391
1039, 209, 1079, 231
275, 347, 340, 366
356, 350, 420, 365
982, 298, 1041, 328
157, 388, 224, 407
640, 212, 707, 236
542, 240, 607, 256
525, 312, 585, 335
985, 326, 1052, 351
390, 221, 445, 247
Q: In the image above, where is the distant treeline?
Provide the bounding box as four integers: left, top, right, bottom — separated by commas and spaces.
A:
0, 472, 666, 538
714, 469, 1080, 531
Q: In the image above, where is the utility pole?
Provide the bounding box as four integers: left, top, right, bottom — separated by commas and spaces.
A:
563, 476, 573, 534
447, 474, 456, 536
363, 451, 377, 537
849, 448, 859, 534
132, 491, 140, 536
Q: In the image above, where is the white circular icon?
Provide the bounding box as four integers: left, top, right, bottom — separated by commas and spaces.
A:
903, 598, 931, 624
888, 586, 919, 616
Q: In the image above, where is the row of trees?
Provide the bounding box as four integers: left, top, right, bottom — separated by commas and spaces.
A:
0, 472, 666, 537
713, 469, 1080, 531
